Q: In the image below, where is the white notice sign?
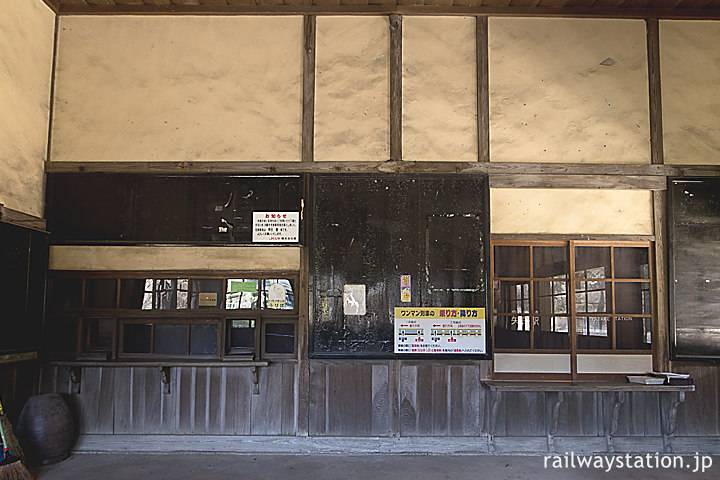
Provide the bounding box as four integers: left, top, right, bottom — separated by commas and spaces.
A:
253, 212, 299, 243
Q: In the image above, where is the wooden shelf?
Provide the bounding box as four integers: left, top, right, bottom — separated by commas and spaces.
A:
483, 380, 695, 393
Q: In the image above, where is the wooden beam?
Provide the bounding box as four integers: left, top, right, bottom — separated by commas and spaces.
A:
0, 205, 47, 231
302, 16, 317, 164
296, 174, 311, 436
477, 16, 490, 162
45, 160, 677, 176
647, 18, 665, 165
389, 14, 402, 162
653, 189, 670, 372
47, 15, 61, 164
489, 174, 667, 190
492, 233, 656, 241
56, 4, 720, 19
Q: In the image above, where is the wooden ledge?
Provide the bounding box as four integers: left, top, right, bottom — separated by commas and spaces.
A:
51, 360, 270, 368
482, 380, 695, 392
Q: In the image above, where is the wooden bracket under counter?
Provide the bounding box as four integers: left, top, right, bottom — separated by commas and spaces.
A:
482, 381, 695, 454
52, 360, 270, 396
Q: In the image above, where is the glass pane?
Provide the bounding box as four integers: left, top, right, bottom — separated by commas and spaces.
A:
533, 281, 568, 314
227, 319, 255, 355
123, 324, 152, 353
262, 279, 295, 310
532, 246, 568, 279
190, 279, 224, 309
155, 279, 178, 310
493, 281, 530, 314
49, 278, 82, 309
614, 247, 650, 279
190, 324, 218, 355
226, 279, 259, 310
119, 279, 153, 309
265, 323, 295, 354
82, 317, 114, 352
615, 282, 651, 314
154, 324, 187, 355
575, 281, 612, 314
533, 316, 570, 350
575, 247, 611, 279
493, 246, 530, 277
576, 316, 612, 350
85, 279, 117, 308
45, 317, 78, 354
177, 279, 188, 309
493, 316, 530, 349
616, 316, 652, 350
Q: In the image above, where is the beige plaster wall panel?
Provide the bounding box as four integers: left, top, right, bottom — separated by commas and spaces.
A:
51, 16, 302, 162
0, 0, 54, 217
490, 188, 653, 235
489, 18, 650, 164
314, 17, 389, 162
661, 21, 720, 165
49, 246, 301, 271
402, 17, 477, 162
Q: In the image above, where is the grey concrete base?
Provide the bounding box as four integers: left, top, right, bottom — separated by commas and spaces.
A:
34, 453, 720, 480
72, 434, 720, 456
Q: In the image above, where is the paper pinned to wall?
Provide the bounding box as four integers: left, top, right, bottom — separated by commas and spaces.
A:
343, 284, 366, 316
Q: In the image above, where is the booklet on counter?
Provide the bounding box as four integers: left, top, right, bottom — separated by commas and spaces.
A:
646, 372, 694, 385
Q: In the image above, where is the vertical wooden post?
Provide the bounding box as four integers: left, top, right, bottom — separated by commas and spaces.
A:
302, 16, 316, 164
653, 190, 670, 372
647, 18, 664, 166
390, 14, 402, 162
477, 16, 490, 163
297, 174, 312, 435
46, 14, 60, 164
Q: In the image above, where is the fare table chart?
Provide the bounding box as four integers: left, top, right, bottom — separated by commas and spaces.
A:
482, 380, 695, 454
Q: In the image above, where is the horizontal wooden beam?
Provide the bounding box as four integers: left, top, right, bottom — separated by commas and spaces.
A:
492, 233, 656, 242
489, 174, 667, 190
0, 205, 47, 231
44, 160, 673, 175
57, 4, 720, 20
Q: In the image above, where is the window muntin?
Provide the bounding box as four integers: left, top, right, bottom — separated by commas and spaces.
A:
493, 241, 653, 357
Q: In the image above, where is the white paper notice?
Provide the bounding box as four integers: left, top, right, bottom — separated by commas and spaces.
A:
252, 212, 299, 242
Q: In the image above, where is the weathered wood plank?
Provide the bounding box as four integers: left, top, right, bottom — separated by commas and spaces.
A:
371, 364, 389, 436
389, 14, 402, 161
308, 363, 326, 435
160, 367, 178, 434
461, 365, 484, 435
251, 364, 283, 434
112, 367, 131, 433
646, 18, 664, 166
449, 366, 464, 435
177, 367, 195, 434
45, 159, 677, 176
142, 367, 161, 434
476, 16, 489, 162
193, 367, 209, 433
225, 367, 252, 435
326, 365, 372, 435
415, 365, 433, 435
490, 174, 666, 190
281, 363, 296, 435
55, 4, 720, 21
399, 365, 418, 435
653, 190, 669, 372
431, 365, 449, 435
302, 16, 316, 163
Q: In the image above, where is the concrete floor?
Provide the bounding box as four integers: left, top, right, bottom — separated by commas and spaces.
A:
32, 453, 718, 480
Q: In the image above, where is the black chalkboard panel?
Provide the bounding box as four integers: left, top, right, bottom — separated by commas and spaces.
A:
310, 175, 489, 358
669, 178, 720, 361
0, 222, 48, 354
46, 174, 301, 244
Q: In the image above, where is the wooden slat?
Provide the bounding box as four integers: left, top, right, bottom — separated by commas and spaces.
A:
251, 363, 284, 434
302, 16, 316, 163
0, 205, 46, 231
389, 14, 402, 161
371, 365, 390, 435
160, 366, 178, 433
225, 367, 252, 434
45, 160, 676, 176
490, 174, 666, 190
308, 363, 327, 435
647, 18, 665, 166
399, 364, 418, 434
112, 367, 131, 433
653, 190, 669, 372
476, 16, 490, 162
55, 4, 720, 19
281, 363, 296, 435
